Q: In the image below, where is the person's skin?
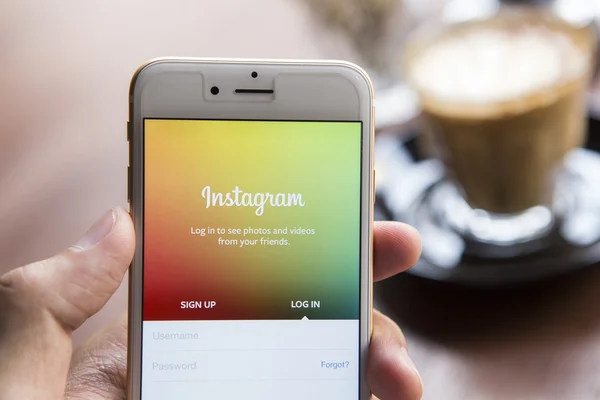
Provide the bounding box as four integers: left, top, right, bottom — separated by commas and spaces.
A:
0, 207, 423, 400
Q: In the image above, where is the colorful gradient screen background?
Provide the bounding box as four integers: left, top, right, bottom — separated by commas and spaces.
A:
143, 119, 362, 321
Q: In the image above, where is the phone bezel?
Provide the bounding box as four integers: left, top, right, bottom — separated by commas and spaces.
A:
127, 58, 374, 400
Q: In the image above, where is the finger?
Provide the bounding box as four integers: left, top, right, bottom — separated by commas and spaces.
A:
368, 310, 423, 400
374, 221, 422, 282
2, 206, 135, 332
0, 288, 70, 400
0, 207, 134, 399
65, 313, 128, 400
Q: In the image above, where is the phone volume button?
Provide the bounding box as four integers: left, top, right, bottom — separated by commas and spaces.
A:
373, 169, 376, 205
127, 166, 131, 202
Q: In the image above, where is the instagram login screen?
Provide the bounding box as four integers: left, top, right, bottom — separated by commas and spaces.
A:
142, 119, 362, 400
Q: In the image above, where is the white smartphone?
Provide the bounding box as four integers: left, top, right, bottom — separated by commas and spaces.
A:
127, 58, 375, 400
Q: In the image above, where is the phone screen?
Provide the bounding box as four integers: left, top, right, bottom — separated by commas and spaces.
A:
141, 119, 363, 400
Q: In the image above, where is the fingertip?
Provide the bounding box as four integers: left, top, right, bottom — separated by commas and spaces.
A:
368, 349, 423, 400
111, 206, 136, 254
111, 206, 134, 241
98, 207, 135, 265
373, 221, 422, 281
368, 312, 423, 399
369, 347, 423, 400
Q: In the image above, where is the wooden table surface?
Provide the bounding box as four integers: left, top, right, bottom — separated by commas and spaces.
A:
375, 265, 600, 400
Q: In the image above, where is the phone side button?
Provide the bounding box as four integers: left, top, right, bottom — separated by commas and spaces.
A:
127, 166, 131, 202
373, 169, 376, 205
126, 121, 131, 141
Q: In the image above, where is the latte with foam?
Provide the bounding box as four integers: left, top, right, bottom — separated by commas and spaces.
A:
406, 12, 595, 214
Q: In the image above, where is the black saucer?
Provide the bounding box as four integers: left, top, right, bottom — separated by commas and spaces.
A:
375, 117, 600, 286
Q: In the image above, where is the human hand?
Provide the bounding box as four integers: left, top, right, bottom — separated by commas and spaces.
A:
0, 208, 423, 399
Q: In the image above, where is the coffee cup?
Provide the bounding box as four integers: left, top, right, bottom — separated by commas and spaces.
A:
405, 9, 595, 222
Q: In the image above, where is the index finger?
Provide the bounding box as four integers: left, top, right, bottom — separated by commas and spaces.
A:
373, 221, 422, 282
65, 313, 128, 400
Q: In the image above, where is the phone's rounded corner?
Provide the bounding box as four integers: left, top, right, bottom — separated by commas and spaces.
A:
129, 57, 175, 104
331, 60, 376, 103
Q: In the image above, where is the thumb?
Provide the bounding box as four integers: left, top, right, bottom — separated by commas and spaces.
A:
2, 206, 135, 332
0, 207, 135, 399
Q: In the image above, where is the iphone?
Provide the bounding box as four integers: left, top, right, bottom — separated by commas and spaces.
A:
127, 58, 374, 400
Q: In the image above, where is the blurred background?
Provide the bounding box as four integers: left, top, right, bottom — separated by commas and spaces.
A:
2, 0, 600, 398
